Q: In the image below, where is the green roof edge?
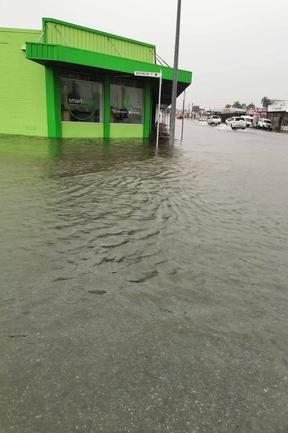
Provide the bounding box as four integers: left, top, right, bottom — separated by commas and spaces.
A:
42, 17, 156, 50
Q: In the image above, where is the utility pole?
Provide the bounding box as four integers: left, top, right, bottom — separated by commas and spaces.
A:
170, 0, 182, 146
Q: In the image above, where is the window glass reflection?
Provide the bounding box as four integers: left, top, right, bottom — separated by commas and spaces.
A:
61, 75, 102, 122
111, 80, 144, 124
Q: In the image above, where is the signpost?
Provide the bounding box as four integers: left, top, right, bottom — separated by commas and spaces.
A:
134, 70, 162, 150
180, 90, 186, 142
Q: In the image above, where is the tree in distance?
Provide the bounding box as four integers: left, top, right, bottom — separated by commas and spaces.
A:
232, 101, 243, 109
225, 102, 255, 109
247, 103, 255, 109
261, 97, 273, 108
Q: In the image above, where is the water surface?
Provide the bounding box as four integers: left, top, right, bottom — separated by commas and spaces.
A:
1, 123, 288, 432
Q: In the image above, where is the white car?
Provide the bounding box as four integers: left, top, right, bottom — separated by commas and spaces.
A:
241, 116, 254, 128
257, 118, 272, 131
226, 117, 246, 130
208, 115, 221, 126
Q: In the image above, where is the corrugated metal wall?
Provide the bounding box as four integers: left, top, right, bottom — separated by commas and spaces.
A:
45, 21, 155, 64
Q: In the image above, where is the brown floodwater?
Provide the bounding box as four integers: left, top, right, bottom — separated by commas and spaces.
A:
1, 121, 288, 432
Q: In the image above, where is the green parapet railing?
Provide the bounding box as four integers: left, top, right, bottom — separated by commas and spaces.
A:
41, 17, 156, 64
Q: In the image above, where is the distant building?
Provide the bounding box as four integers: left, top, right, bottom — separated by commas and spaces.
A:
223, 107, 246, 115
268, 100, 288, 132
0, 18, 192, 139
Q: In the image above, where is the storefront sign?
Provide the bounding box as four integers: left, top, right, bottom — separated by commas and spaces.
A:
68, 98, 83, 105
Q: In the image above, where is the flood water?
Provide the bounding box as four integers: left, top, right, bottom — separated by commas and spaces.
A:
1, 122, 288, 433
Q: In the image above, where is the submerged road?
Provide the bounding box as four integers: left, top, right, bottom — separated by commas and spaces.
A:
0, 121, 288, 432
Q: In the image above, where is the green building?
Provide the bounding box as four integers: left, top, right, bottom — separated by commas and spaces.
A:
0, 18, 192, 139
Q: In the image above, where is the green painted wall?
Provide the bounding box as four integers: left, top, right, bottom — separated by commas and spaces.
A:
45, 66, 62, 138
61, 122, 104, 138
143, 81, 152, 138
44, 18, 155, 63
103, 77, 111, 139
110, 124, 143, 139
0, 29, 47, 136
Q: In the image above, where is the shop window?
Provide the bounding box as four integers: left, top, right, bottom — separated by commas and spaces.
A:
61, 75, 102, 122
111, 80, 144, 124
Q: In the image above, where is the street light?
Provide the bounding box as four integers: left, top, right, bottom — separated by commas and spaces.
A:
170, 0, 182, 146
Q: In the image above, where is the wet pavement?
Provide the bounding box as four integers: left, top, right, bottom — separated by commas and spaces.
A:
1, 121, 288, 432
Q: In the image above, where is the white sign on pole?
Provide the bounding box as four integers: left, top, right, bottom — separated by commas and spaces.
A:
134, 71, 161, 78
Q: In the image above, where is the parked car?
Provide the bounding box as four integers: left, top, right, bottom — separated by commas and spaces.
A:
241, 116, 254, 128
257, 118, 272, 131
226, 117, 246, 130
208, 115, 221, 126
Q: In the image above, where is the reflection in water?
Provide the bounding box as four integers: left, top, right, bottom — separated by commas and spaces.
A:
1, 124, 288, 433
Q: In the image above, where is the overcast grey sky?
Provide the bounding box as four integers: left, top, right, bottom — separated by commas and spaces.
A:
1, 0, 287, 108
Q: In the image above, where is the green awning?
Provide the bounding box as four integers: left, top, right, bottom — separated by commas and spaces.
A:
25, 42, 192, 104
